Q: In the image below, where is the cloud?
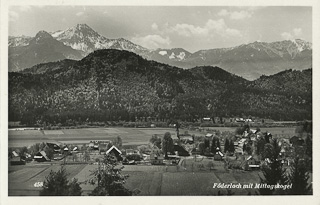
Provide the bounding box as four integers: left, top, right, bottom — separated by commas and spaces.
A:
166, 19, 242, 38
170, 23, 208, 37
131, 35, 171, 49
151, 23, 158, 31
281, 28, 303, 40
281, 32, 293, 40
76, 11, 84, 16
9, 11, 19, 22
293, 28, 302, 36
218, 9, 252, 20
218, 9, 229, 17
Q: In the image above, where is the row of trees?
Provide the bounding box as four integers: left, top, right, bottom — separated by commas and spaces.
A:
40, 155, 132, 196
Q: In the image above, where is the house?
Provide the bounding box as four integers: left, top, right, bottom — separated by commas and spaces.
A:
12, 151, 19, 157
34, 151, 50, 162
106, 145, 122, 160
206, 133, 214, 138
46, 142, 62, 153
150, 153, 164, 165
126, 149, 134, 155
180, 136, 194, 144
89, 141, 95, 148
174, 144, 190, 156
213, 149, 224, 161
63, 146, 69, 153
10, 156, 26, 165
246, 156, 260, 169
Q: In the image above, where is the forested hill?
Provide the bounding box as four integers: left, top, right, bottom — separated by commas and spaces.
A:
9, 49, 312, 125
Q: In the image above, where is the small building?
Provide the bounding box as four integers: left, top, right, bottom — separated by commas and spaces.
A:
46, 142, 62, 153
63, 146, 69, 153
106, 145, 122, 160
150, 153, 164, 165
206, 133, 213, 138
213, 151, 224, 161
34, 151, 50, 162
89, 141, 95, 148
202, 117, 211, 121
180, 136, 194, 144
10, 155, 26, 165
126, 149, 134, 155
174, 144, 190, 156
246, 156, 260, 169
12, 151, 19, 157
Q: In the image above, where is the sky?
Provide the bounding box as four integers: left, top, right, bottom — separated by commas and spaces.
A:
9, 6, 312, 52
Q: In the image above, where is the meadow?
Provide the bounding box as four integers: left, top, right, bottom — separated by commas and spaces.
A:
8, 159, 262, 196
8, 126, 297, 148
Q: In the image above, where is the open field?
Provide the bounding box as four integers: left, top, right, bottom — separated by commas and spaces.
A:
8, 126, 297, 148
8, 158, 262, 196
8, 163, 87, 196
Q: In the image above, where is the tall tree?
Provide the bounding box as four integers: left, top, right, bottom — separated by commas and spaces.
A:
211, 136, 220, 153
162, 132, 174, 159
150, 135, 162, 149
40, 167, 82, 196
286, 157, 312, 195
89, 155, 132, 196
259, 139, 287, 195
224, 138, 230, 153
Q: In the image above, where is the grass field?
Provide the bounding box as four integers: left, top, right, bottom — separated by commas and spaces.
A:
8, 163, 87, 196
8, 126, 297, 148
8, 158, 263, 196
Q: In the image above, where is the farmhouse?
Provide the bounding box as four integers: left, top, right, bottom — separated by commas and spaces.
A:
246, 156, 260, 169
174, 144, 190, 156
34, 151, 50, 162
150, 153, 164, 165
206, 133, 214, 138
126, 149, 134, 155
10, 151, 26, 165
12, 151, 19, 157
106, 145, 122, 160
46, 142, 61, 152
213, 148, 224, 161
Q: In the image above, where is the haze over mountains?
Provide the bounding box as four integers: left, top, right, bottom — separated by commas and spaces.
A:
9, 24, 312, 80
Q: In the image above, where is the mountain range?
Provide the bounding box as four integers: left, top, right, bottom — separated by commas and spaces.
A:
9, 24, 312, 80
9, 49, 311, 125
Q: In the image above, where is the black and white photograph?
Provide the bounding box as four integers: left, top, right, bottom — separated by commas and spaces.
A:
1, 0, 320, 204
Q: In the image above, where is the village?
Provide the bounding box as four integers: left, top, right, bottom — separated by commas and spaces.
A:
8, 121, 312, 196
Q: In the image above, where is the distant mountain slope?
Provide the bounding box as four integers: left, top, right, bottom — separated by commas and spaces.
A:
9, 24, 312, 80
250, 69, 312, 96
154, 40, 312, 80
9, 49, 311, 125
9, 31, 83, 72
9, 35, 32, 47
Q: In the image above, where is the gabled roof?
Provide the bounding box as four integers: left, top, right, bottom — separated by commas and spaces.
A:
12, 151, 19, 157
34, 151, 50, 160
106, 145, 122, 155
206, 133, 213, 137
215, 151, 224, 157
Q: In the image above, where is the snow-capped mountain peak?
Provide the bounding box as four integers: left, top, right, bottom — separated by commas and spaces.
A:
49, 23, 150, 56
